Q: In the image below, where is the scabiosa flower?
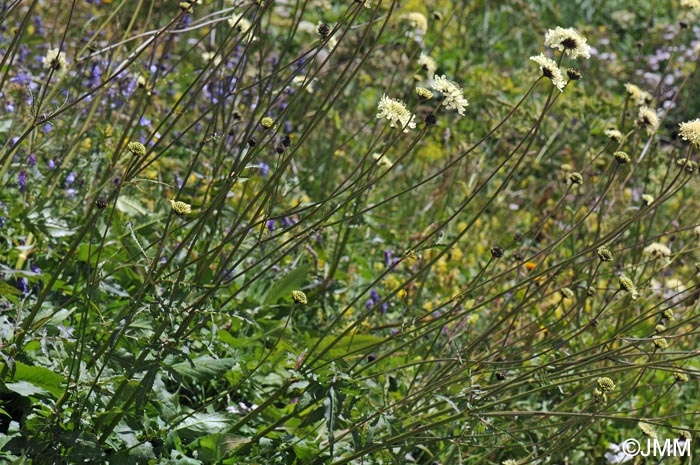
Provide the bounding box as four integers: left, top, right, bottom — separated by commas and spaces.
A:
624, 83, 653, 106
597, 246, 613, 262
637, 106, 659, 135
401, 12, 428, 31
42, 48, 67, 72
418, 53, 437, 77
376, 94, 416, 132
415, 86, 433, 100
127, 141, 147, 156
619, 275, 639, 300
613, 151, 631, 164
652, 335, 669, 349
544, 26, 592, 59
169, 199, 192, 215
431, 75, 469, 115
597, 377, 616, 392
529, 54, 566, 91
229, 13, 252, 36
643, 242, 671, 258
641, 194, 654, 206
679, 119, 700, 149
681, 0, 700, 10
292, 290, 307, 304
260, 117, 275, 129
604, 128, 623, 143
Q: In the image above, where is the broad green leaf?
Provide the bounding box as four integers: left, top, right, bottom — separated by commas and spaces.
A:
169, 356, 238, 382
8, 362, 64, 398
262, 264, 311, 305
116, 196, 148, 216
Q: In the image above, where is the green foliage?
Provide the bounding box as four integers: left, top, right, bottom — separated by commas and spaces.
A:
0, 0, 699, 464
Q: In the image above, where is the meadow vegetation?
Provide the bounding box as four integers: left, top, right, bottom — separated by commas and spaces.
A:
1, 0, 700, 463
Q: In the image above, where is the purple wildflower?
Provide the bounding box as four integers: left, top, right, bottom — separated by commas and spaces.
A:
18, 170, 26, 193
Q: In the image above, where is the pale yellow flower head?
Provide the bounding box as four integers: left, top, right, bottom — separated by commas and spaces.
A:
431, 75, 469, 115
638, 106, 659, 135
401, 12, 428, 31
681, 0, 700, 11
530, 54, 566, 91
624, 83, 653, 106
679, 118, 700, 148
376, 94, 416, 132
42, 48, 67, 72
544, 26, 592, 59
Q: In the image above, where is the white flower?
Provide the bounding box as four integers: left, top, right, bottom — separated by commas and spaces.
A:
418, 53, 437, 77
643, 242, 671, 258
679, 118, 700, 148
376, 94, 416, 132
431, 74, 469, 115
637, 106, 659, 135
42, 48, 67, 72
544, 26, 592, 59
292, 75, 315, 93
529, 54, 566, 91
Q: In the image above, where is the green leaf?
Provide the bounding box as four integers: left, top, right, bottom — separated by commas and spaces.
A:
262, 265, 311, 305
5, 362, 64, 398
116, 196, 147, 216
168, 356, 238, 382
174, 413, 229, 434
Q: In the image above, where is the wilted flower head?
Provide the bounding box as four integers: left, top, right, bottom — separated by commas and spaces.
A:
431, 75, 469, 115
624, 83, 653, 106
679, 119, 700, 149
637, 106, 659, 135
376, 94, 416, 132
544, 26, 592, 59
418, 53, 437, 77
529, 54, 566, 91
42, 48, 67, 72
643, 242, 671, 259
605, 128, 623, 143
613, 151, 631, 164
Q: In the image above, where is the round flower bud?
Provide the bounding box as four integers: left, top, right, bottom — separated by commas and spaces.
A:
415, 87, 433, 100
261, 117, 275, 129
597, 246, 613, 262
169, 199, 192, 216
675, 371, 689, 383
568, 172, 583, 185
655, 324, 666, 333
619, 276, 638, 299
127, 141, 147, 156
566, 68, 582, 81
614, 151, 631, 164
662, 309, 675, 321
597, 377, 616, 392
652, 335, 669, 349
292, 290, 307, 304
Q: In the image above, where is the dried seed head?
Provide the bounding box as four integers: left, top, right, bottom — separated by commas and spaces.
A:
568, 172, 583, 185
